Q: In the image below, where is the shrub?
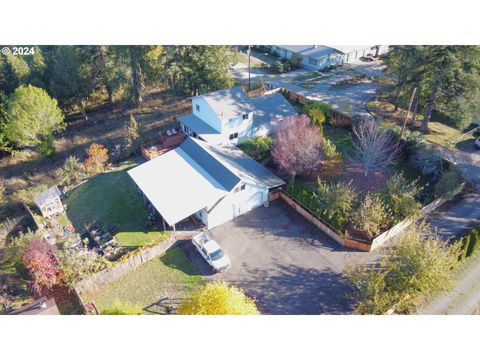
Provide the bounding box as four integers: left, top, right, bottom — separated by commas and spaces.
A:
239, 136, 273, 162
316, 180, 357, 231
101, 300, 143, 315
411, 144, 443, 178
60, 250, 108, 287
434, 169, 463, 198
56, 156, 85, 186
402, 130, 424, 159
272, 60, 285, 73
346, 221, 461, 314
304, 101, 332, 125
380, 173, 422, 223
178, 281, 259, 315
466, 227, 480, 257
290, 54, 303, 69
460, 234, 471, 260
352, 193, 392, 238
84, 143, 109, 174
323, 138, 339, 161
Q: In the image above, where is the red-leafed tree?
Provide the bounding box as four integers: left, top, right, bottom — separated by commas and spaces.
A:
22, 237, 61, 296
271, 114, 323, 180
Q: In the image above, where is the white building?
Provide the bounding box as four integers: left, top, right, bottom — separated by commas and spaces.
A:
128, 137, 284, 230
267, 45, 389, 70
179, 87, 297, 145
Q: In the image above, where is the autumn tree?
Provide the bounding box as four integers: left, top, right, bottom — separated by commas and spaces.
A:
164, 46, 235, 96
351, 118, 398, 177
2, 84, 64, 156
346, 221, 461, 314
178, 282, 259, 315
22, 237, 62, 295
271, 114, 323, 181
84, 143, 109, 174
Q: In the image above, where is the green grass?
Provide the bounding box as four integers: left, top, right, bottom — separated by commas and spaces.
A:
236, 52, 264, 68
323, 125, 354, 155
289, 71, 322, 84
424, 122, 474, 149
82, 247, 204, 314
64, 161, 169, 248
392, 162, 430, 188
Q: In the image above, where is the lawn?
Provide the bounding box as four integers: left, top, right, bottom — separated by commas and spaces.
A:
236, 52, 264, 68
323, 124, 354, 156
81, 247, 204, 314
424, 122, 474, 149
64, 161, 169, 248
289, 71, 322, 84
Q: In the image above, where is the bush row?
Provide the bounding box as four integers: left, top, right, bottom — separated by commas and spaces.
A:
459, 225, 480, 260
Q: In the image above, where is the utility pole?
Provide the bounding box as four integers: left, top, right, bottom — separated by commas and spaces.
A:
397, 87, 417, 149
247, 45, 251, 92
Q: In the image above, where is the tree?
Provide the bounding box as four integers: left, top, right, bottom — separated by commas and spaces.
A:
164, 46, 235, 96
351, 118, 398, 177
303, 101, 332, 134
346, 221, 461, 314
22, 237, 62, 295
178, 282, 259, 315
239, 136, 273, 162
271, 115, 323, 180
121, 114, 142, 158
384, 46, 480, 131
60, 250, 107, 287
55, 156, 85, 186
2, 84, 64, 156
352, 193, 392, 238
84, 143, 109, 174
48, 46, 97, 121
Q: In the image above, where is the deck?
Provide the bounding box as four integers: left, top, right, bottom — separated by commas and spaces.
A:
141, 132, 186, 160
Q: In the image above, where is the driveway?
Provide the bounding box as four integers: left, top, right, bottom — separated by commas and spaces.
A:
182, 201, 376, 314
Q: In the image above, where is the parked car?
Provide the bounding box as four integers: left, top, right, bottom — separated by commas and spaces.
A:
192, 231, 231, 272
475, 137, 480, 149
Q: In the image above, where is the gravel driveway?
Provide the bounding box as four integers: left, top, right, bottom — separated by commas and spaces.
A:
182, 201, 377, 314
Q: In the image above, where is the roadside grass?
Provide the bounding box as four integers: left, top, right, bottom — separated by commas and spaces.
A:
289, 71, 321, 84
81, 247, 204, 314
236, 52, 264, 68
298, 75, 332, 89
367, 100, 474, 149
64, 161, 169, 248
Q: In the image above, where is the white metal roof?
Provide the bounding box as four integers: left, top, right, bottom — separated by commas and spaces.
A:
127, 147, 229, 226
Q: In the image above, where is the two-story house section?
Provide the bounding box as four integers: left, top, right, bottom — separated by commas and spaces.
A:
179, 87, 255, 145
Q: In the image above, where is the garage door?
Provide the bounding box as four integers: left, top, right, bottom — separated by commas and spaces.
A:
244, 192, 263, 213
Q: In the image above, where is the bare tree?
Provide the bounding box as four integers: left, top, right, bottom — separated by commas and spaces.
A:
351, 118, 398, 177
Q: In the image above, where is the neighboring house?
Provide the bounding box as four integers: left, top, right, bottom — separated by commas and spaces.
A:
128, 136, 284, 230
179, 87, 296, 145
34, 186, 64, 218
266, 45, 389, 70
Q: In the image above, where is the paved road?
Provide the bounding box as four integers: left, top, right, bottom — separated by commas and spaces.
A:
422, 140, 480, 314
230, 60, 384, 116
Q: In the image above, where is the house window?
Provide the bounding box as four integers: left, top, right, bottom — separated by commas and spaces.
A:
240, 184, 246, 191
234, 184, 246, 193
229, 132, 238, 140
308, 57, 317, 66
242, 114, 248, 120
195, 104, 200, 112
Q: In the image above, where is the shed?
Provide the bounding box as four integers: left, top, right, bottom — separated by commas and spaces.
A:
34, 186, 64, 218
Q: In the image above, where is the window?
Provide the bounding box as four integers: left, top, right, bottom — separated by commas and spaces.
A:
195, 104, 200, 112
229, 132, 238, 140
234, 184, 246, 193
308, 57, 317, 66
242, 113, 248, 120
240, 184, 246, 191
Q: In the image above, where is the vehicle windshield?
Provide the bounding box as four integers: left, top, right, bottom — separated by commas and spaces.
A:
209, 249, 225, 261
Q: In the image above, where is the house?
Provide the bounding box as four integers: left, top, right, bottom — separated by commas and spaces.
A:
34, 186, 64, 218
266, 45, 389, 70
128, 136, 285, 230
178, 87, 297, 145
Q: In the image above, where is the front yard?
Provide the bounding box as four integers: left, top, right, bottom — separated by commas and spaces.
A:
64, 161, 169, 248
81, 247, 204, 314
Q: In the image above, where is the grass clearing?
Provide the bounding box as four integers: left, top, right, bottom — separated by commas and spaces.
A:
236, 52, 264, 68
323, 125, 354, 156
424, 122, 474, 149
289, 71, 322, 84
64, 161, 169, 248
81, 247, 204, 314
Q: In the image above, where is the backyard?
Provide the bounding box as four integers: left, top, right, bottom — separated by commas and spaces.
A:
81, 247, 204, 314
64, 161, 169, 248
